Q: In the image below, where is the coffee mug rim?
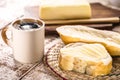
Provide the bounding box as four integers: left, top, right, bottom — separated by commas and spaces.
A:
11, 18, 45, 31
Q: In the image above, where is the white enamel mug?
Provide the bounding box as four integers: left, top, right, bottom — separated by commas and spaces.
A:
1, 18, 45, 63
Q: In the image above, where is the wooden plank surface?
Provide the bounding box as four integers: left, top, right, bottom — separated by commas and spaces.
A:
45, 3, 120, 34
91, 3, 120, 18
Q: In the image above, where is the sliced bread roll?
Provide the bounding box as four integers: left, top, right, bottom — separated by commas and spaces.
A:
56, 25, 120, 56
59, 43, 112, 77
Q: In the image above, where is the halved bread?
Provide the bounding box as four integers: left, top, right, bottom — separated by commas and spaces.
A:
59, 43, 112, 77
56, 25, 120, 56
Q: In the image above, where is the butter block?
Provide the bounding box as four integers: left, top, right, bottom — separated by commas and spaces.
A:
39, 0, 91, 20
59, 43, 112, 77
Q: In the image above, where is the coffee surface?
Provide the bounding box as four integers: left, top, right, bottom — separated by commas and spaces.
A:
19, 23, 39, 30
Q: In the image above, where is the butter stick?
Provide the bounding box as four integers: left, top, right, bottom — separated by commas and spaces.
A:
39, 0, 91, 20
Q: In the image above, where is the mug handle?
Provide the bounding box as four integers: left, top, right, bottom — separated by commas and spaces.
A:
1, 26, 12, 46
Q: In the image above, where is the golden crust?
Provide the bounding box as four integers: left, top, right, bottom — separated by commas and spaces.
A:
56, 25, 120, 56
59, 43, 112, 77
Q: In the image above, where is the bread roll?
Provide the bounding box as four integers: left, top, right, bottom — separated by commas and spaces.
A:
56, 25, 120, 56
59, 43, 112, 77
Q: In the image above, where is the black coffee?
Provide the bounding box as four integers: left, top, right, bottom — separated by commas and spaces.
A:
19, 22, 39, 30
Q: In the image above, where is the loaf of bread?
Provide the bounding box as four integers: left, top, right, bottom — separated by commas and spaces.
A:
56, 25, 120, 56
39, 0, 91, 20
59, 43, 112, 77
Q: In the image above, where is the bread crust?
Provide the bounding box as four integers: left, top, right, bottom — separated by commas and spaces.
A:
59, 43, 112, 77
57, 25, 120, 56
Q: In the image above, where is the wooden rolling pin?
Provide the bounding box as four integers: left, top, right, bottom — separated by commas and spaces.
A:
44, 17, 120, 25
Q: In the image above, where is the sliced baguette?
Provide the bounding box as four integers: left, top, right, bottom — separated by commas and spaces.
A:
56, 25, 120, 56
59, 43, 112, 77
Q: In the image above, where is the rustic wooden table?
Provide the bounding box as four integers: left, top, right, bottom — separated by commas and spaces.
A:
0, 32, 62, 80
